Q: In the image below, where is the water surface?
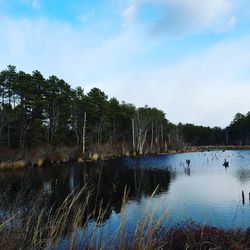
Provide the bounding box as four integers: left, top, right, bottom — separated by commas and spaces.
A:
1, 150, 250, 239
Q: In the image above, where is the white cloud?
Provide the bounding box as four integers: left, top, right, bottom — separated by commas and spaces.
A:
215, 15, 237, 33
0, 13, 250, 128
20, 0, 41, 9
122, 3, 137, 26
78, 9, 95, 24
32, 0, 41, 9
122, 0, 247, 35
97, 35, 250, 127
0, 16, 143, 85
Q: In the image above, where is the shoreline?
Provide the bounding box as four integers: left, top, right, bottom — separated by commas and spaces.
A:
1, 145, 250, 171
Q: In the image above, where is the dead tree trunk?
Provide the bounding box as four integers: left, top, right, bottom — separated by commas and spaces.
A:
82, 111, 87, 155
150, 122, 154, 153
97, 119, 103, 147
138, 128, 148, 155
161, 125, 163, 152
131, 118, 135, 154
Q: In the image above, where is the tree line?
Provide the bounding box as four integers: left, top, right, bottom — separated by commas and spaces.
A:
0, 65, 249, 157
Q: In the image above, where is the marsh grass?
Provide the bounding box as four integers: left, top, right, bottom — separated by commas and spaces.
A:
0, 184, 168, 249
0, 185, 250, 249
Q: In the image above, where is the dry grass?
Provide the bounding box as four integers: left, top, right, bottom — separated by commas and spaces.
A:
0, 185, 168, 249
0, 160, 26, 170
0, 186, 250, 249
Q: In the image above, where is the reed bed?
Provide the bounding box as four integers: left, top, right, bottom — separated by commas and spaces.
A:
0, 185, 250, 249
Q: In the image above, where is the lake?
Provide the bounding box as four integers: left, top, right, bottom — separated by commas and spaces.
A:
1, 150, 250, 245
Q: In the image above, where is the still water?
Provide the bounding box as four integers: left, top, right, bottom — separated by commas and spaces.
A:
1, 150, 250, 238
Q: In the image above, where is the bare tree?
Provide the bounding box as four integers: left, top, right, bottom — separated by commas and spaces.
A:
82, 111, 87, 155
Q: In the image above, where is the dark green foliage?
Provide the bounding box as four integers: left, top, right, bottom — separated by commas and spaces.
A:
0, 65, 249, 152
226, 112, 250, 145
178, 123, 224, 146
0, 66, 170, 152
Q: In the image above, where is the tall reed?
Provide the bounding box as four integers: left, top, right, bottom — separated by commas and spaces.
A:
0, 185, 249, 249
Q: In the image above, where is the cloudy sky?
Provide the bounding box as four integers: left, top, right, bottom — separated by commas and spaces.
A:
0, 0, 250, 128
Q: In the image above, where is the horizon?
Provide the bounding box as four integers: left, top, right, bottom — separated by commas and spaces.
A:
1, 0, 250, 128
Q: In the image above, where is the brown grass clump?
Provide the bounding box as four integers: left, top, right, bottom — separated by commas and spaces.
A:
1, 186, 250, 249
162, 221, 249, 250
0, 160, 26, 170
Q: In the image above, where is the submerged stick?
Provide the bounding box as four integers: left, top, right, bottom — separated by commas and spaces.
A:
242, 191, 245, 205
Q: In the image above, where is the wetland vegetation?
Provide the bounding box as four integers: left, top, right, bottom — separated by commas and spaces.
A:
1, 66, 250, 168
1, 66, 250, 249
1, 150, 250, 248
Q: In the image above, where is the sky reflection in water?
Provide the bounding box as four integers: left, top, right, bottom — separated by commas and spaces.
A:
1, 150, 250, 242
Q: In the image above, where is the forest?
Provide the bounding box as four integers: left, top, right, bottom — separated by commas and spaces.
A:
0, 65, 250, 161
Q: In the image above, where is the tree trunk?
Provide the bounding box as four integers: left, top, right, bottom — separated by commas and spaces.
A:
82, 111, 87, 155
164, 140, 168, 152
112, 119, 116, 142
139, 128, 148, 155
151, 122, 154, 153
161, 125, 163, 151
131, 118, 135, 154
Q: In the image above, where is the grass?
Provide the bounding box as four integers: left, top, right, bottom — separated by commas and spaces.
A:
1, 150, 250, 249
1, 185, 250, 250
0, 160, 26, 170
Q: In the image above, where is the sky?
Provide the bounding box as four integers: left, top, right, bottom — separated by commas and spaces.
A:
0, 0, 250, 128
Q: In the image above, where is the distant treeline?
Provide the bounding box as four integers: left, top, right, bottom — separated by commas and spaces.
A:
0, 65, 249, 155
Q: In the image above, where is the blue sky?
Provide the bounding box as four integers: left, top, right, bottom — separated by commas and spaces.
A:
0, 0, 250, 127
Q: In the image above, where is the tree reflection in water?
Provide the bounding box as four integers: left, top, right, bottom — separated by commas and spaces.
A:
0, 158, 174, 225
